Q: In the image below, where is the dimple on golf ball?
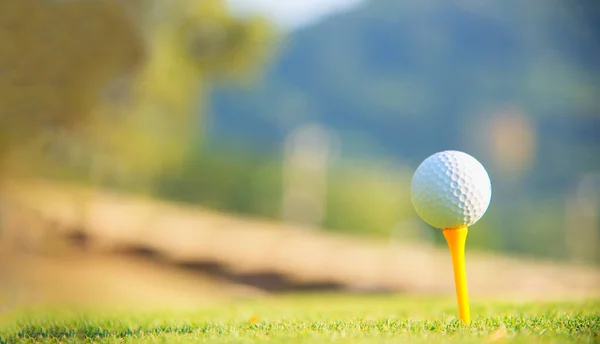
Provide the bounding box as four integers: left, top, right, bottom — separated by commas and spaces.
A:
411, 150, 492, 229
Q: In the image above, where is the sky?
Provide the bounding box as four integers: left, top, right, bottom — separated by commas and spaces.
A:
225, 0, 365, 29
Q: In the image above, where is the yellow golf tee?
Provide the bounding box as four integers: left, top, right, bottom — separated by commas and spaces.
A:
443, 226, 471, 324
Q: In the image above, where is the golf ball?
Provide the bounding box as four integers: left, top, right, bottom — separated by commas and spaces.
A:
411, 150, 491, 229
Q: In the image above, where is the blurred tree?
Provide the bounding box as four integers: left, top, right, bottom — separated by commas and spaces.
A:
0, 0, 143, 176
0, 0, 276, 191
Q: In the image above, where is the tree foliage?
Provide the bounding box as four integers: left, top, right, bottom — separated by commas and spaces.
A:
0, 0, 276, 187
0, 0, 143, 170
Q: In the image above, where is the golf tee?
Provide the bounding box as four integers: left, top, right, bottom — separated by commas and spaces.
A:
443, 226, 471, 324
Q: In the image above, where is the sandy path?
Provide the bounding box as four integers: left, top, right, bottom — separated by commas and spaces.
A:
1, 179, 598, 309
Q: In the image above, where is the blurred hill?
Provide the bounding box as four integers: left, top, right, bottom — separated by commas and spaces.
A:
211, 0, 599, 169
156, 0, 600, 262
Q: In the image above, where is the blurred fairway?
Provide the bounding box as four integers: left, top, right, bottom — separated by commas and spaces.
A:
1, 295, 598, 343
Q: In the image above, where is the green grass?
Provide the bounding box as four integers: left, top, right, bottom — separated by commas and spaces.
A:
1, 295, 598, 343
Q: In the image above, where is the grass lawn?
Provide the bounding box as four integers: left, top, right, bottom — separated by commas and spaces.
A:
1, 294, 598, 343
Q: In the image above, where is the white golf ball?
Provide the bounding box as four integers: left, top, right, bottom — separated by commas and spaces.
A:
411, 150, 492, 229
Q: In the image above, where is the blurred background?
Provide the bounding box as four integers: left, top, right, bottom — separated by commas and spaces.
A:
0, 0, 599, 310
